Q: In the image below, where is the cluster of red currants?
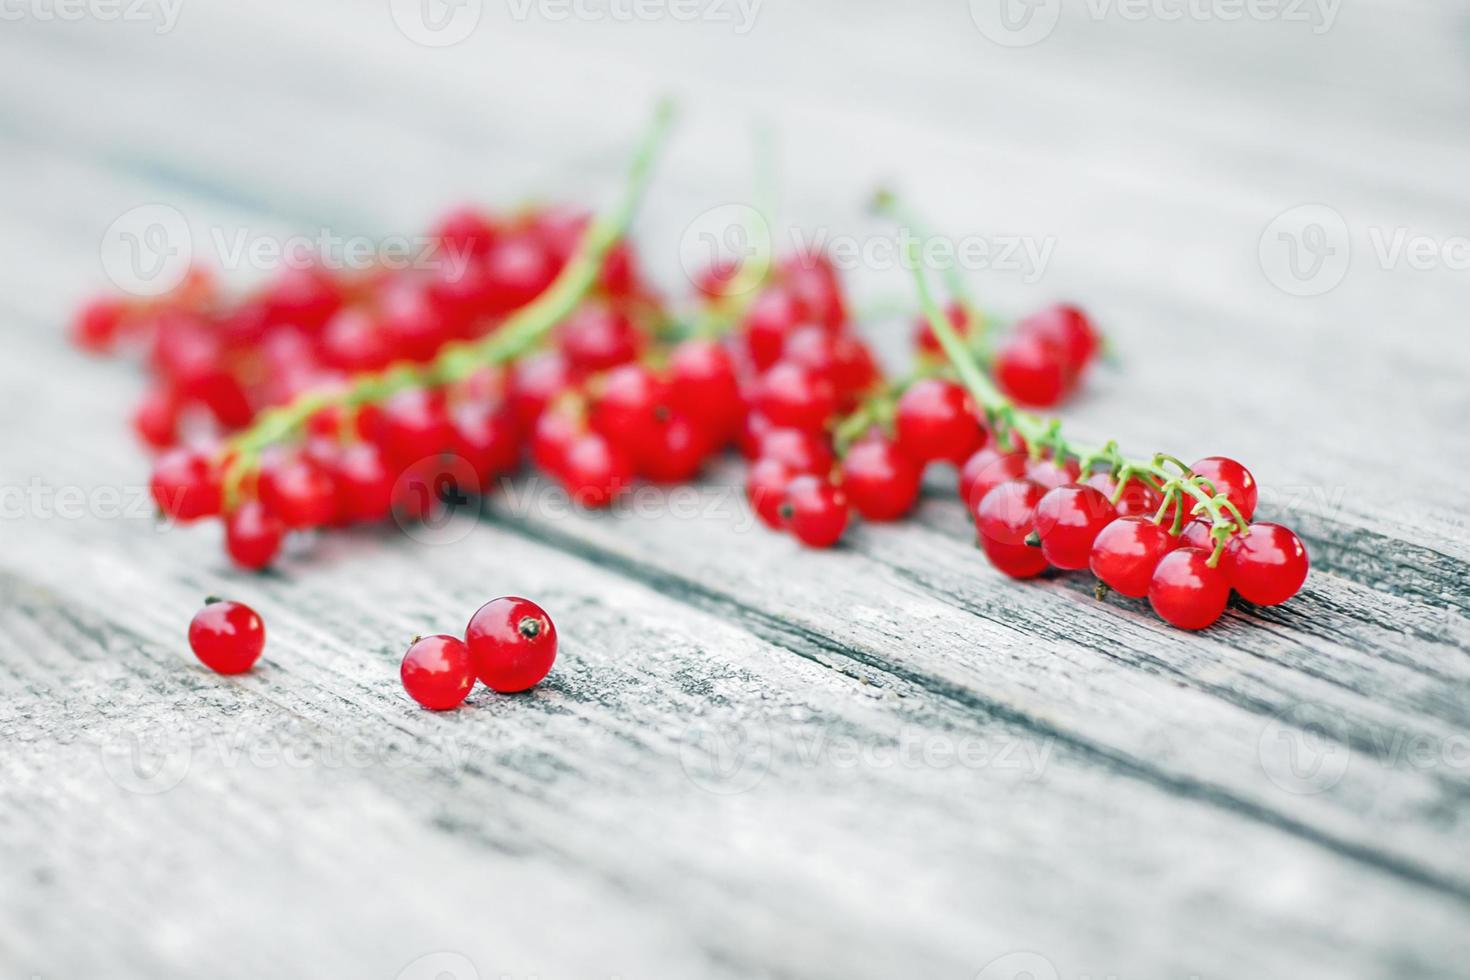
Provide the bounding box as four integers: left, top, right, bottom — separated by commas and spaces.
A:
186, 594, 557, 711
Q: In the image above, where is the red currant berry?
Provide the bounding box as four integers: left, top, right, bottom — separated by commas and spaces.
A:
260, 454, 337, 529
894, 378, 985, 465
780, 475, 848, 548
150, 449, 222, 522
1084, 471, 1164, 518
452, 401, 520, 481
668, 338, 742, 444
224, 501, 285, 571
756, 426, 833, 475
132, 387, 179, 450
1089, 516, 1174, 598
1189, 456, 1258, 522
841, 438, 921, 522
781, 254, 846, 330
959, 447, 1026, 515
530, 409, 580, 477
1177, 517, 1215, 552
466, 596, 558, 693
508, 350, 575, 434
561, 432, 633, 508
72, 296, 127, 353
742, 287, 808, 371
400, 634, 477, 710
1225, 522, 1309, 605
322, 307, 394, 372
260, 265, 343, 333
747, 457, 794, 530
376, 388, 453, 468
1024, 455, 1082, 490
188, 598, 265, 674
558, 304, 642, 373
995, 333, 1074, 409
333, 442, 394, 523
1148, 547, 1230, 630
912, 301, 969, 357
756, 360, 837, 432
1018, 304, 1099, 373
484, 234, 557, 315
590, 363, 668, 451
432, 206, 499, 260
639, 414, 712, 483
1034, 484, 1117, 570
981, 537, 1050, 580
976, 479, 1047, 547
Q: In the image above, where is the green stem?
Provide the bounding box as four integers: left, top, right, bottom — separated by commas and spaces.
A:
221, 99, 677, 508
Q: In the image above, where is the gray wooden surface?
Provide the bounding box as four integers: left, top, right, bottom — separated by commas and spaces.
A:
2, 3, 1469, 979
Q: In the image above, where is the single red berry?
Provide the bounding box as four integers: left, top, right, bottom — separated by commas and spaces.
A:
333, 442, 394, 523
508, 350, 575, 435
994, 333, 1074, 408
484, 234, 557, 315
188, 598, 265, 674
912, 301, 969, 357
1177, 517, 1216, 552
1148, 547, 1231, 630
668, 338, 742, 444
959, 447, 1025, 516
1024, 455, 1082, 490
72, 296, 127, 353
756, 426, 833, 475
1084, 471, 1164, 518
894, 378, 985, 465
1089, 516, 1175, 598
558, 304, 642, 373
322, 307, 395, 372
1225, 522, 1309, 605
452, 401, 520, 481
590, 362, 669, 452
1189, 456, 1258, 522
150, 449, 222, 522
780, 475, 848, 548
742, 287, 808, 370
466, 596, 558, 693
1018, 304, 1099, 373
132, 387, 179, 450
376, 388, 453, 468
260, 265, 343, 333
259, 454, 337, 529
747, 458, 794, 530
781, 254, 846, 330
530, 409, 580, 478
975, 479, 1047, 547
639, 414, 712, 483
841, 438, 921, 522
1034, 484, 1117, 570
400, 634, 477, 710
981, 537, 1050, 580
561, 432, 633, 508
224, 501, 285, 571
756, 360, 837, 433
432, 206, 499, 260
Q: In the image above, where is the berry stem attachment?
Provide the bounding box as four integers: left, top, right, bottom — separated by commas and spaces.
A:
220, 100, 677, 507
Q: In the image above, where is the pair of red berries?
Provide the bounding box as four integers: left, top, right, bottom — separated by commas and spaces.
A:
913, 303, 1100, 409
400, 596, 558, 710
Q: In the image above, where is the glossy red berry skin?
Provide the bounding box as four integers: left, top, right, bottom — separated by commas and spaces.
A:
224, 502, 285, 571
781, 475, 848, 548
561, 432, 633, 508
959, 447, 1026, 515
590, 363, 668, 451
432, 206, 499, 260
188, 599, 265, 674
72, 296, 127, 353
781, 254, 846, 330
747, 458, 795, 530
400, 634, 477, 710
466, 596, 558, 693
558, 305, 642, 373
452, 401, 520, 482
976, 479, 1047, 547
913, 302, 969, 357
1226, 523, 1309, 605
668, 338, 742, 444
1024, 455, 1082, 490
1178, 518, 1215, 552
756, 361, 837, 433
742, 287, 808, 371
1189, 456, 1258, 522
1034, 484, 1117, 570
1089, 516, 1174, 598
1019, 304, 1099, 374
756, 427, 833, 476
841, 438, 921, 522
332, 442, 394, 523
259, 455, 337, 529
150, 449, 222, 522
639, 415, 711, 484
322, 308, 394, 372
376, 388, 453, 469
1148, 547, 1231, 630
484, 234, 557, 315
1084, 472, 1164, 519
981, 537, 1049, 580
132, 387, 179, 450
995, 333, 1073, 409
895, 379, 985, 465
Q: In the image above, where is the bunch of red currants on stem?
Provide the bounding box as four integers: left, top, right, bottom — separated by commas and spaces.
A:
76, 106, 1308, 634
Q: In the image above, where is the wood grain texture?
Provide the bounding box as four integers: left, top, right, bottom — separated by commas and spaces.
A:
1, 3, 1468, 979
